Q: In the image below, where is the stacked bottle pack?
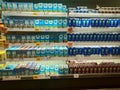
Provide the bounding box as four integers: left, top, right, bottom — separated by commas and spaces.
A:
2, 18, 68, 29
6, 46, 120, 58
6, 46, 68, 58
68, 46, 120, 56
6, 32, 67, 43
34, 19, 67, 28
69, 6, 120, 14
0, 61, 68, 76
2, 2, 67, 12
68, 18, 120, 27
0, 60, 120, 76
68, 60, 120, 74
98, 7, 120, 13
2, 18, 34, 28
69, 6, 98, 13
68, 33, 120, 41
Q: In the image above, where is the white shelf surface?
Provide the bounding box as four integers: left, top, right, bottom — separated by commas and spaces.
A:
70, 42, 120, 46
71, 27, 120, 33
6, 57, 68, 61
1, 73, 120, 81
68, 56, 120, 62
9, 42, 67, 47
69, 13, 120, 17
2, 11, 67, 17
7, 27, 67, 32
5, 56, 120, 62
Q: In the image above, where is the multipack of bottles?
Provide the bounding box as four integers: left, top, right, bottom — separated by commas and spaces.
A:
98, 7, 120, 13
6, 32, 67, 43
68, 46, 120, 56
34, 19, 68, 28
68, 60, 120, 74
2, 18, 34, 28
68, 18, 120, 27
0, 61, 69, 76
2, 18, 68, 28
67, 33, 120, 41
69, 6, 98, 13
69, 6, 120, 14
2, 2, 67, 12
6, 46, 68, 58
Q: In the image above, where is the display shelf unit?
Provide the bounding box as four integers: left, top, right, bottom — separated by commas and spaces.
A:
0, 0, 120, 89
69, 13, 120, 18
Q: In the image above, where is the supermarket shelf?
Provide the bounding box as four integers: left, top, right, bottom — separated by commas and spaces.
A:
71, 27, 120, 33
9, 42, 120, 47
7, 27, 67, 32
69, 42, 120, 46
6, 57, 68, 61
50, 73, 120, 79
6, 56, 120, 63
2, 11, 68, 17
9, 42, 67, 46
68, 56, 120, 62
1, 73, 120, 81
69, 13, 120, 18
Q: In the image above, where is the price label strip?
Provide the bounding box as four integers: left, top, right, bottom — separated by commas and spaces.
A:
2, 76, 21, 81
36, 42, 40, 46
35, 28, 40, 31
73, 74, 79, 78
33, 12, 38, 16
36, 57, 41, 61
33, 75, 50, 80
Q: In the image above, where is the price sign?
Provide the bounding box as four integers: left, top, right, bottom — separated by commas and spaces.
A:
33, 12, 38, 16
36, 42, 40, 46
35, 28, 40, 31
36, 57, 41, 61
68, 27, 73, 33
2, 76, 21, 81
73, 74, 79, 78
67, 42, 73, 47
33, 75, 39, 79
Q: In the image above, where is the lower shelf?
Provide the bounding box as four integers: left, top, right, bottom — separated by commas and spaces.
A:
1, 73, 120, 81
0, 73, 120, 90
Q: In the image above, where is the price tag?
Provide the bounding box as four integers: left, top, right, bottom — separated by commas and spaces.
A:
2, 76, 21, 81
44, 12, 49, 15
33, 12, 38, 16
36, 42, 40, 46
35, 28, 40, 31
67, 42, 73, 47
73, 74, 79, 78
33, 75, 39, 79
36, 57, 41, 61
33, 75, 50, 79
68, 27, 73, 33
39, 75, 50, 79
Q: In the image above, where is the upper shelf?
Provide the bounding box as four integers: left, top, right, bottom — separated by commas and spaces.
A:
69, 13, 120, 18
2, 11, 68, 17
